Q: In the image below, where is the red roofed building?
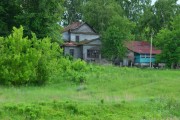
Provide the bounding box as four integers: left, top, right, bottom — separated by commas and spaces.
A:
125, 41, 161, 66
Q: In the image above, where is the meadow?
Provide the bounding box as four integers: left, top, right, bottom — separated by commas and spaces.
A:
0, 65, 180, 120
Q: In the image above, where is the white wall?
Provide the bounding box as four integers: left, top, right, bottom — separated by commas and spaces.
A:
64, 46, 82, 59
88, 39, 101, 44
62, 32, 69, 41
70, 33, 99, 42
73, 24, 95, 33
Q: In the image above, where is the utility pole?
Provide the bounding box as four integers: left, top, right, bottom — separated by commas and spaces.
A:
150, 32, 153, 68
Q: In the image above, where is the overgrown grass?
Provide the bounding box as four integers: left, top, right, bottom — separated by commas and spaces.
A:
0, 65, 180, 119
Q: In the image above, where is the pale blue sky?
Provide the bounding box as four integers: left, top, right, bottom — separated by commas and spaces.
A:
151, 0, 180, 5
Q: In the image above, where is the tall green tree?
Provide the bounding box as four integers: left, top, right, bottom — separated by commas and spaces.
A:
83, 0, 123, 33
62, 0, 85, 26
116, 0, 151, 22
16, 0, 64, 42
115, 0, 154, 40
136, 6, 156, 40
0, 0, 21, 36
153, 0, 179, 32
155, 15, 180, 68
102, 16, 135, 59
135, 0, 179, 40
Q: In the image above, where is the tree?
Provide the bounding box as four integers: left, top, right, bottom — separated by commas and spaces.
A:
62, 0, 85, 26
155, 15, 180, 68
0, 0, 64, 42
153, 0, 179, 32
102, 16, 135, 59
15, 0, 64, 43
136, 6, 156, 40
116, 0, 151, 22
0, 0, 21, 36
82, 0, 123, 33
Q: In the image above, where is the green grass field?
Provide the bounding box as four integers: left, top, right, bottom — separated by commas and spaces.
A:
0, 65, 180, 119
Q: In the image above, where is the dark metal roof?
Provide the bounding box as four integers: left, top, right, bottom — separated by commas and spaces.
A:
63, 22, 97, 33
63, 22, 83, 32
126, 41, 161, 54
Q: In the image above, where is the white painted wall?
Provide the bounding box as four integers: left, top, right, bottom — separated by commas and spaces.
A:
70, 33, 99, 42
64, 46, 82, 59
62, 23, 99, 42
62, 32, 69, 41
73, 24, 95, 33
88, 39, 101, 44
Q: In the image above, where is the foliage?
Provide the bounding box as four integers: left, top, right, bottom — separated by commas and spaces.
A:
1, 98, 180, 119
130, 0, 179, 40
0, 0, 64, 43
0, 0, 21, 36
116, 0, 151, 22
153, 0, 179, 31
18, 0, 64, 43
138, 0, 180, 39
155, 15, 180, 68
0, 26, 63, 85
62, 59, 88, 84
82, 0, 123, 33
102, 16, 135, 59
62, 0, 85, 26
0, 66, 180, 119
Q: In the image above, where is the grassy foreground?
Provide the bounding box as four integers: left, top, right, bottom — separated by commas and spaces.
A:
0, 65, 180, 119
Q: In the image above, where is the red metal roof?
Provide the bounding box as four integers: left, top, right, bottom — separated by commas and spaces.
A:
63, 42, 77, 47
126, 41, 161, 54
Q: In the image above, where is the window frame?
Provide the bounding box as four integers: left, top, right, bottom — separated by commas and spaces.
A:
87, 49, 100, 58
75, 35, 80, 42
69, 49, 74, 56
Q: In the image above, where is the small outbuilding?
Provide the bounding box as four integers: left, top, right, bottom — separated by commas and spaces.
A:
125, 41, 161, 66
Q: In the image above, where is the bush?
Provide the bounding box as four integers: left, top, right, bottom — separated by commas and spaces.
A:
58, 59, 88, 84
0, 26, 63, 85
72, 59, 87, 72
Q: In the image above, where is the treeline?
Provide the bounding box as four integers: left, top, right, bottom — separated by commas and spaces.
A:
0, 0, 64, 42
1, 0, 179, 40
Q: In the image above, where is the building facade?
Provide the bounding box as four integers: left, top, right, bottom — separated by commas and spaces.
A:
125, 41, 161, 66
62, 22, 101, 61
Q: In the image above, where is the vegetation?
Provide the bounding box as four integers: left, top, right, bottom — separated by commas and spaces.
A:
0, 0, 180, 119
155, 15, 180, 68
0, 0, 64, 42
0, 26, 63, 85
102, 16, 135, 59
0, 27, 88, 86
0, 65, 180, 119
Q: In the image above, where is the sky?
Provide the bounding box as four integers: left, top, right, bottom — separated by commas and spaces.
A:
151, 0, 180, 5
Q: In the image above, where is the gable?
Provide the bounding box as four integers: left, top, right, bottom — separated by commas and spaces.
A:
79, 38, 101, 45
87, 39, 101, 45
71, 23, 96, 34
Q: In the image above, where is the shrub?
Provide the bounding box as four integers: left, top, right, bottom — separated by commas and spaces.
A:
58, 59, 88, 84
72, 59, 87, 71
0, 26, 63, 85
